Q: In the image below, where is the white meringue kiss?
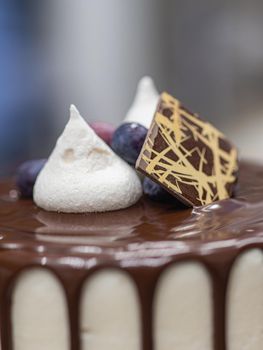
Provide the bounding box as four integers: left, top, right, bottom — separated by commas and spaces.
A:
124, 76, 159, 128
33, 105, 142, 213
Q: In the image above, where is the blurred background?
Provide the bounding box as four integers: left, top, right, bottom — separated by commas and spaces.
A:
1, 0, 263, 177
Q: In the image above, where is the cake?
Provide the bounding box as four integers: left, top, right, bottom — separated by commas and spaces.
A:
1, 77, 259, 350
0, 161, 263, 350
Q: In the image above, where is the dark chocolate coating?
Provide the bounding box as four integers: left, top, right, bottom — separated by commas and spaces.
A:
0, 161, 263, 350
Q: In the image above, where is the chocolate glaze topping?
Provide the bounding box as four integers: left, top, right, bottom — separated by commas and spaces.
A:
1, 161, 263, 350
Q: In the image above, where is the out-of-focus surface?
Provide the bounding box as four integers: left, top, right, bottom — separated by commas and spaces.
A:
1, 0, 263, 176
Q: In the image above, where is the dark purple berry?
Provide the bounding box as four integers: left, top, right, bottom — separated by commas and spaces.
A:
143, 177, 184, 206
16, 159, 47, 198
111, 122, 148, 165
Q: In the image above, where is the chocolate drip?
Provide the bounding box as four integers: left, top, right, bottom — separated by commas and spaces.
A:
0, 161, 263, 349
208, 253, 234, 350
131, 266, 157, 350
59, 270, 82, 350
0, 277, 13, 350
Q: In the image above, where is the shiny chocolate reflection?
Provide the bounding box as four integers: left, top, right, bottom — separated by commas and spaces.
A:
35, 203, 144, 245
0, 161, 263, 252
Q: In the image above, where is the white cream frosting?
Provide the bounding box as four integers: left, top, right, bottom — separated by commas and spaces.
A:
124, 76, 160, 128
33, 105, 142, 213
13, 251, 263, 350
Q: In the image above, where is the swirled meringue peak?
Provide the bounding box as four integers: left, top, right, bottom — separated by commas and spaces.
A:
33, 105, 142, 213
124, 76, 159, 128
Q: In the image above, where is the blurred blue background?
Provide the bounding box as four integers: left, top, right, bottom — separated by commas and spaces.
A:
1, 0, 263, 176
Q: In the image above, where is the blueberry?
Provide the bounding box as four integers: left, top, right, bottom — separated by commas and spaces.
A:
111, 122, 148, 165
16, 159, 47, 198
143, 177, 184, 206
89, 121, 115, 145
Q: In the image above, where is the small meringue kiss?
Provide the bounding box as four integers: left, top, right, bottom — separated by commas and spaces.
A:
33, 105, 142, 213
124, 76, 159, 128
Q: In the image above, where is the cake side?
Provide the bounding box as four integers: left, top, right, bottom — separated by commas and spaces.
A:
0, 161, 263, 350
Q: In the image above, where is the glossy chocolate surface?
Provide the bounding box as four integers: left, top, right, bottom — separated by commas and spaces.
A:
0, 161, 263, 350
